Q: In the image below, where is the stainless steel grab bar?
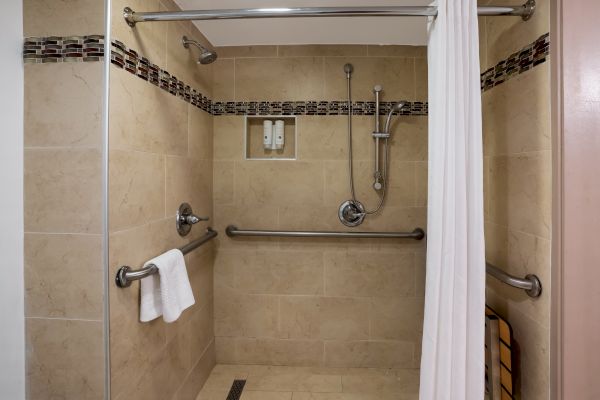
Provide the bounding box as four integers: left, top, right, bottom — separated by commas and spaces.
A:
225, 225, 425, 240
486, 262, 542, 298
115, 228, 218, 288
224, 226, 540, 296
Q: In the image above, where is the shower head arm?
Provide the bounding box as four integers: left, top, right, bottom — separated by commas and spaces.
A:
182, 35, 205, 51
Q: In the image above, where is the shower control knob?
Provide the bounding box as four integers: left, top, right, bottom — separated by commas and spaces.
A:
183, 214, 204, 225
339, 200, 366, 227
373, 84, 383, 92
176, 202, 209, 236
373, 181, 383, 191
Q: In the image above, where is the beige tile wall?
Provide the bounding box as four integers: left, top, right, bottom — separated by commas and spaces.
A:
212, 45, 428, 370
479, 0, 551, 399
23, 1, 551, 398
23, 1, 106, 398
108, 1, 216, 399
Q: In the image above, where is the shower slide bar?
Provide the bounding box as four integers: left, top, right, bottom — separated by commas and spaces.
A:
225, 225, 426, 240
115, 228, 218, 288
124, 0, 536, 27
486, 262, 542, 298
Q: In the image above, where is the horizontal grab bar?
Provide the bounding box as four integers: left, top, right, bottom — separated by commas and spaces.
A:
115, 228, 218, 288
486, 262, 542, 298
225, 225, 425, 240
225, 226, 540, 296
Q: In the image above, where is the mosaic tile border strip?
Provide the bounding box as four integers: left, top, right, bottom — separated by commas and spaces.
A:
212, 100, 427, 116
111, 37, 423, 116
23, 33, 550, 115
23, 36, 104, 63
110, 39, 213, 113
481, 32, 549, 91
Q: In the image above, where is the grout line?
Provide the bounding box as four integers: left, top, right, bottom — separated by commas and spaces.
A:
413, 161, 419, 207
173, 337, 217, 399
483, 16, 488, 70
24, 146, 100, 151
24, 231, 103, 236
213, 336, 414, 344
187, 104, 191, 158
233, 56, 236, 101
485, 149, 551, 158
322, 252, 327, 297
414, 254, 420, 296
164, 154, 168, 218
25, 316, 103, 322
218, 293, 425, 300
321, 56, 326, 100
367, 297, 373, 340
413, 57, 417, 100
109, 215, 176, 235
110, 145, 188, 157
277, 296, 282, 337
483, 220, 551, 242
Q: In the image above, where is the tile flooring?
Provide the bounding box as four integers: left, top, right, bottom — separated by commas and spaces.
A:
196, 364, 420, 400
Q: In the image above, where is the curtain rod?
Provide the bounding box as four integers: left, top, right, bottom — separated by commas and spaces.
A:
124, 0, 535, 27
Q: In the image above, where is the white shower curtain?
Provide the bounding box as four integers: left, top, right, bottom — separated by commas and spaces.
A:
419, 0, 486, 399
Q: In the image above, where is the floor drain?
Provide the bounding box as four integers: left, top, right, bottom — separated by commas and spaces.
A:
226, 379, 246, 400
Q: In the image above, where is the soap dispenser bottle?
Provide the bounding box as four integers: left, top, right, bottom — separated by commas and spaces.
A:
274, 120, 285, 150
263, 120, 273, 150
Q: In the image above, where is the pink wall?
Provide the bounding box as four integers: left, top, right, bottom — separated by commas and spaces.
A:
557, 0, 600, 398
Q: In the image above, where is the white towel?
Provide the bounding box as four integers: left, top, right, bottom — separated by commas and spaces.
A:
139, 249, 195, 323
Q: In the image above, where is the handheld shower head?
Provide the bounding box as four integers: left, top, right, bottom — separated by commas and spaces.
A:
392, 101, 407, 112
182, 36, 218, 65
383, 102, 407, 134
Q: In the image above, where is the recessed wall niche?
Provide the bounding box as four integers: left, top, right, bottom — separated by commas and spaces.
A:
245, 116, 297, 160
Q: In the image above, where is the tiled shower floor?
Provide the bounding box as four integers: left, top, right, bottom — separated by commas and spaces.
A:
196, 364, 420, 400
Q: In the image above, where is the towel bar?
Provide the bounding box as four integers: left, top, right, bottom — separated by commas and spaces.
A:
115, 228, 218, 288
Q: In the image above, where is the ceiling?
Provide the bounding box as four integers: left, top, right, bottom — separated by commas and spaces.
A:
173, 0, 431, 46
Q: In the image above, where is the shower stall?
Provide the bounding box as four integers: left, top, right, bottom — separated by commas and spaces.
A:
19, 0, 552, 399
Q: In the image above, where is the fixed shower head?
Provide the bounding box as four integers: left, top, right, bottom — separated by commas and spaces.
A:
343, 63, 354, 78
198, 49, 218, 65
384, 102, 407, 134
182, 36, 218, 65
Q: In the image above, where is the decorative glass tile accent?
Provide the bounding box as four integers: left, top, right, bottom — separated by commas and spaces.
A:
23, 33, 550, 115
211, 100, 428, 116
110, 39, 213, 113
23, 35, 104, 63
481, 32, 549, 91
